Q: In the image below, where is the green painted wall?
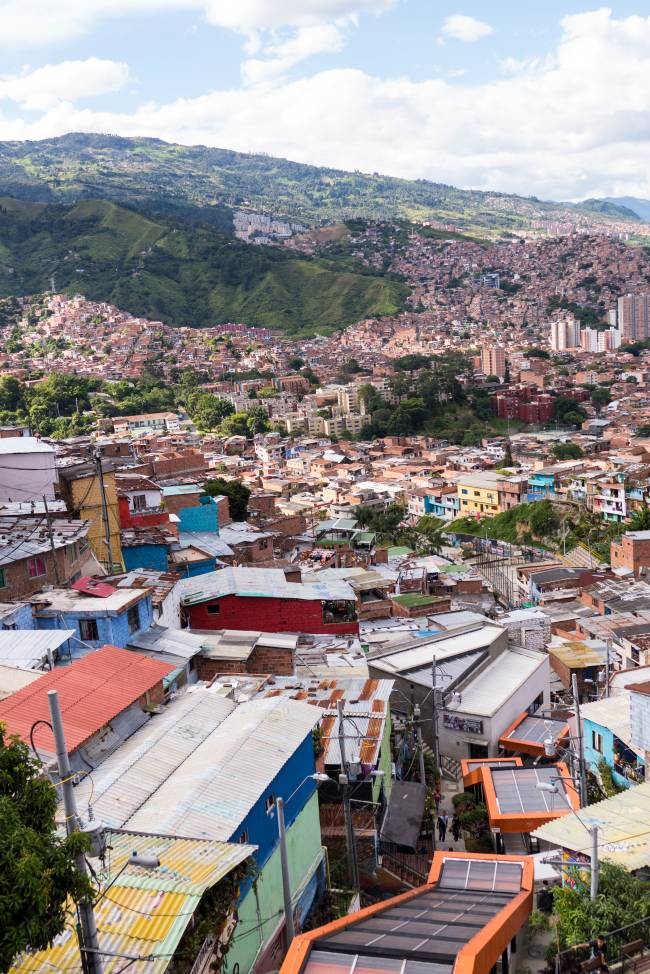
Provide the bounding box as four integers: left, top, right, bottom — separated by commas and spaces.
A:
225, 791, 323, 974
373, 708, 393, 803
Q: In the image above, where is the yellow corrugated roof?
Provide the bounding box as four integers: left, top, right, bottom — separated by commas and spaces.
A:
9, 833, 255, 974
532, 781, 650, 871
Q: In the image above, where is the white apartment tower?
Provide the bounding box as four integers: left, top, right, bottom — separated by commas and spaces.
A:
550, 317, 581, 351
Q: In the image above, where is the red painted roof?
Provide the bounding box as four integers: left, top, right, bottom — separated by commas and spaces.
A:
72, 576, 118, 598
0, 645, 174, 753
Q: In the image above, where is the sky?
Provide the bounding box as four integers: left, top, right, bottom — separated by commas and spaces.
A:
1, 2, 650, 202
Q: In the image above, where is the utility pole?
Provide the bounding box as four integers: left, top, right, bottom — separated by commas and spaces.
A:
572, 673, 588, 806
605, 636, 612, 698
93, 451, 113, 572
431, 657, 441, 780
414, 705, 426, 786
43, 495, 62, 586
48, 690, 103, 974
590, 824, 599, 901
337, 699, 360, 891
276, 798, 295, 945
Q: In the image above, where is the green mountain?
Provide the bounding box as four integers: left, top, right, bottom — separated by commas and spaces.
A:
0, 197, 407, 335
573, 198, 641, 221
0, 133, 640, 236
602, 196, 650, 222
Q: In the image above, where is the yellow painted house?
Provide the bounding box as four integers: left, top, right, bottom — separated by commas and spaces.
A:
456, 471, 502, 517
58, 460, 123, 572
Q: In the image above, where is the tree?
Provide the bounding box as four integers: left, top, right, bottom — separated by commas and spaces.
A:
630, 503, 650, 531
220, 412, 250, 437
591, 386, 612, 414
502, 439, 513, 466
552, 442, 584, 461
553, 863, 650, 952
524, 347, 551, 359
204, 478, 251, 521
288, 356, 304, 371
0, 725, 91, 972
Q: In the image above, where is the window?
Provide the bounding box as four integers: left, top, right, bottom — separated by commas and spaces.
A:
0, 567, 6, 588
265, 794, 276, 813
132, 494, 147, 512
207, 603, 221, 615
79, 619, 99, 642
239, 830, 249, 844
127, 604, 140, 634
592, 730, 603, 753
27, 556, 46, 578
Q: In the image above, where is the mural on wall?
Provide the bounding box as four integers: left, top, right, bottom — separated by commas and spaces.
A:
443, 714, 484, 735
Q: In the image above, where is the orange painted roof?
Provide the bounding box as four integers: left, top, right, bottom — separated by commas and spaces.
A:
0, 645, 174, 752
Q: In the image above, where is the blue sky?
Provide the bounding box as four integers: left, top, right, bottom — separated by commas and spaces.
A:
0, 2, 649, 201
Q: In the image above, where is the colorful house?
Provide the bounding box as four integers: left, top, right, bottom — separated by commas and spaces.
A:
180, 567, 359, 635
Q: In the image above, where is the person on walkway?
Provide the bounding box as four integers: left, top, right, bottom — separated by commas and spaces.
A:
451, 815, 461, 843
437, 811, 448, 842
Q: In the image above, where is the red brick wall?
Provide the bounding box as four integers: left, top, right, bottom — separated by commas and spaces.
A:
2, 543, 85, 601
248, 645, 294, 675
186, 593, 359, 635
193, 647, 294, 680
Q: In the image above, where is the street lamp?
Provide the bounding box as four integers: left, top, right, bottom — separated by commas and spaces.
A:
536, 779, 599, 901
268, 773, 330, 946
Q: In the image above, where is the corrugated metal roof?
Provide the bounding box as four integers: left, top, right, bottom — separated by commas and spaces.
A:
70, 690, 320, 841
532, 781, 650, 872
9, 830, 254, 974
0, 628, 75, 669
0, 645, 175, 753
255, 676, 393, 767
580, 695, 640, 755
177, 531, 234, 557
369, 624, 504, 675
128, 625, 207, 661
0, 516, 88, 567
0, 663, 42, 699
180, 567, 355, 606
444, 648, 546, 718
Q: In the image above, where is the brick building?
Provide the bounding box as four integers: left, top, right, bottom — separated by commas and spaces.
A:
611, 530, 650, 577
0, 516, 93, 600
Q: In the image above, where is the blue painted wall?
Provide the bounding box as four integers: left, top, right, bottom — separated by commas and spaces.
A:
0, 602, 35, 629
35, 594, 154, 652
177, 496, 219, 533
584, 717, 644, 789
233, 731, 317, 875
123, 543, 169, 573
174, 558, 217, 578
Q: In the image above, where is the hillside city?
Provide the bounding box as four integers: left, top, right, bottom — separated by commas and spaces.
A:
4, 192, 650, 974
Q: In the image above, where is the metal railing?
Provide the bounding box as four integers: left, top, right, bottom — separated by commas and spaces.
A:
555, 916, 650, 973
188, 934, 216, 974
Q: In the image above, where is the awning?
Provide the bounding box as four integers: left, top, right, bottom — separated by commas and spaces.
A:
380, 780, 426, 851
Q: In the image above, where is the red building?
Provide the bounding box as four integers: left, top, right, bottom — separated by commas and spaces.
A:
181, 566, 359, 635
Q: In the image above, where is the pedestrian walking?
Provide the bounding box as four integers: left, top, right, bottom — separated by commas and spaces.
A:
437, 811, 448, 842
451, 814, 461, 843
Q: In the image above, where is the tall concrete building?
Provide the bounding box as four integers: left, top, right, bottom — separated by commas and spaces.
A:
618, 294, 650, 341
481, 345, 506, 378
550, 317, 581, 351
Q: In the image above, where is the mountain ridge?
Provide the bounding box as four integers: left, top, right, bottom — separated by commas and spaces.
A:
0, 132, 643, 236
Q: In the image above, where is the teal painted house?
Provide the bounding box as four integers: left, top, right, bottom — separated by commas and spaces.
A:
582, 696, 645, 789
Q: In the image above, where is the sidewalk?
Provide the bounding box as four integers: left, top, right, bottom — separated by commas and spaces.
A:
433, 773, 466, 852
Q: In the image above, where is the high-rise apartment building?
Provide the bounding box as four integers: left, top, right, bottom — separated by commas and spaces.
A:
618, 294, 650, 340
550, 317, 581, 351
481, 345, 506, 378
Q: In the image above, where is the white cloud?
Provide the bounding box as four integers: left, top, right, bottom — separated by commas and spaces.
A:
441, 14, 494, 43
0, 58, 130, 111
241, 23, 346, 85
0, 0, 393, 47
3, 9, 650, 201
